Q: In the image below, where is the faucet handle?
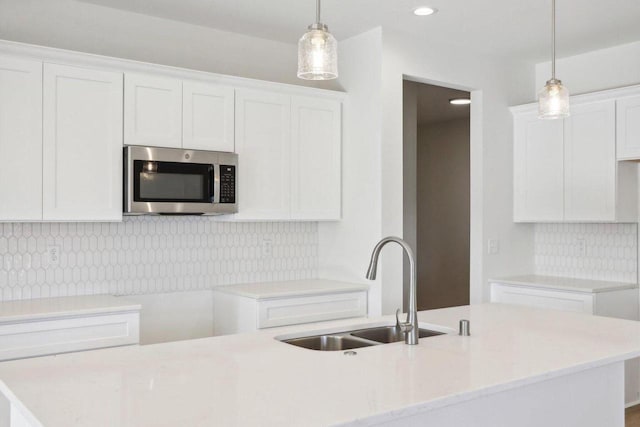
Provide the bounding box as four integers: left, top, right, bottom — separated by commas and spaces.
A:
395, 309, 413, 333
398, 321, 413, 333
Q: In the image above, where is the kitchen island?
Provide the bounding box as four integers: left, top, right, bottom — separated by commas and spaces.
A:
1, 303, 639, 426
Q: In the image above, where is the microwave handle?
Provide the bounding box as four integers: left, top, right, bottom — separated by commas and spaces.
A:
212, 164, 220, 204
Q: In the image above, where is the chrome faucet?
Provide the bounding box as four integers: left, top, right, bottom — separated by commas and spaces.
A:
366, 236, 419, 345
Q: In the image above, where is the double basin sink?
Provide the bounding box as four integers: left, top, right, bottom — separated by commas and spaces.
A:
280, 325, 445, 351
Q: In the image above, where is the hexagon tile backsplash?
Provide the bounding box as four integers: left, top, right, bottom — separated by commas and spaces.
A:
0, 218, 318, 301
534, 223, 638, 283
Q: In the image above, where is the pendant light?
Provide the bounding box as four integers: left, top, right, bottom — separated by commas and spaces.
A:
297, 0, 338, 80
538, 0, 570, 119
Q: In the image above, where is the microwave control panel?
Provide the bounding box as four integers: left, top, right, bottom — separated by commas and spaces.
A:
219, 165, 236, 204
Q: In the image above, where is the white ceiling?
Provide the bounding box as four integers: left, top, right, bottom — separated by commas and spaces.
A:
76, 0, 640, 62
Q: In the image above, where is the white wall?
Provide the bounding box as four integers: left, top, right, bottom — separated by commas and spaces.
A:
535, 40, 640, 96
317, 28, 384, 316
380, 30, 535, 312
320, 28, 537, 315
0, 0, 339, 90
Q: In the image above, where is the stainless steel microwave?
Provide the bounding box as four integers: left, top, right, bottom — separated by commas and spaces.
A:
124, 146, 237, 215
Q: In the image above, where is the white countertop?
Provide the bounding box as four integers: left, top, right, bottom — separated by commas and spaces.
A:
0, 295, 141, 324
1, 303, 640, 426
212, 279, 369, 299
490, 274, 638, 293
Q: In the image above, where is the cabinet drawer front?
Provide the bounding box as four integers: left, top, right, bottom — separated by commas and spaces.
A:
491, 284, 593, 314
0, 313, 139, 361
257, 292, 367, 329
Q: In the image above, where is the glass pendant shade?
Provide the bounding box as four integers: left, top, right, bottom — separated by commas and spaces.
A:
538, 0, 569, 119
538, 78, 570, 119
297, 24, 338, 80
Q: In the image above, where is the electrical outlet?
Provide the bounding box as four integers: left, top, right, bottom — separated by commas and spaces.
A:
487, 239, 500, 255
576, 238, 587, 256
261, 239, 273, 257
46, 245, 61, 267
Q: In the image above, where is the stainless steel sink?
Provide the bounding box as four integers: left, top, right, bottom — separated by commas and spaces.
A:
278, 324, 448, 351
351, 326, 444, 344
283, 334, 377, 351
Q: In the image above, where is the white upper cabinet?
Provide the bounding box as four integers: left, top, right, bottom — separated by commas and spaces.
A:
124, 73, 182, 148
43, 63, 123, 221
512, 95, 637, 223
0, 43, 344, 222
564, 100, 616, 221
235, 89, 292, 220
290, 96, 342, 220
513, 111, 564, 222
0, 57, 42, 221
233, 89, 343, 221
616, 95, 640, 160
182, 81, 234, 152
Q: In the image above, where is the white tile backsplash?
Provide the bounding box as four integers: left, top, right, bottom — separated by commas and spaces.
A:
0, 218, 318, 301
534, 223, 637, 283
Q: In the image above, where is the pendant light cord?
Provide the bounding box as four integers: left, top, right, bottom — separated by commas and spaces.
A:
316, 0, 321, 24
551, 0, 556, 80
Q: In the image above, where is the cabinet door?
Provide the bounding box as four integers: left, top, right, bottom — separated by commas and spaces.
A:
490, 283, 594, 314
234, 89, 291, 220
616, 95, 640, 160
183, 81, 234, 152
290, 96, 341, 220
124, 73, 182, 148
513, 111, 564, 222
564, 100, 616, 221
43, 64, 123, 221
0, 57, 42, 221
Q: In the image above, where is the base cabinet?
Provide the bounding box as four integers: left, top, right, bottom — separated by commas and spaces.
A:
0, 312, 139, 362
0, 295, 140, 362
212, 289, 367, 335
490, 282, 638, 318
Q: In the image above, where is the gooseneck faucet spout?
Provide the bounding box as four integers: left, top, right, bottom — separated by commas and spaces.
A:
366, 236, 419, 345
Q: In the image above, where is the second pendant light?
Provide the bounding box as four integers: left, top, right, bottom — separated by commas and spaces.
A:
538, 0, 570, 119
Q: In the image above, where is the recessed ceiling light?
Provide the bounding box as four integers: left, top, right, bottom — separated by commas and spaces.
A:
449, 98, 471, 105
413, 6, 437, 16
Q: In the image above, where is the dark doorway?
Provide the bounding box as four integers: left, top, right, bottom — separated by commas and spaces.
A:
403, 80, 471, 310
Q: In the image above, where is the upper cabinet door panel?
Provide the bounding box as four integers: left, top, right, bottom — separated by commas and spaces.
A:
234, 89, 291, 220
124, 73, 182, 148
513, 111, 564, 222
290, 96, 342, 220
617, 95, 640, 160
0, 57, 43, 221
183, 81, 234, 152
43, 64, 123, 221
564, 100, 616, 221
